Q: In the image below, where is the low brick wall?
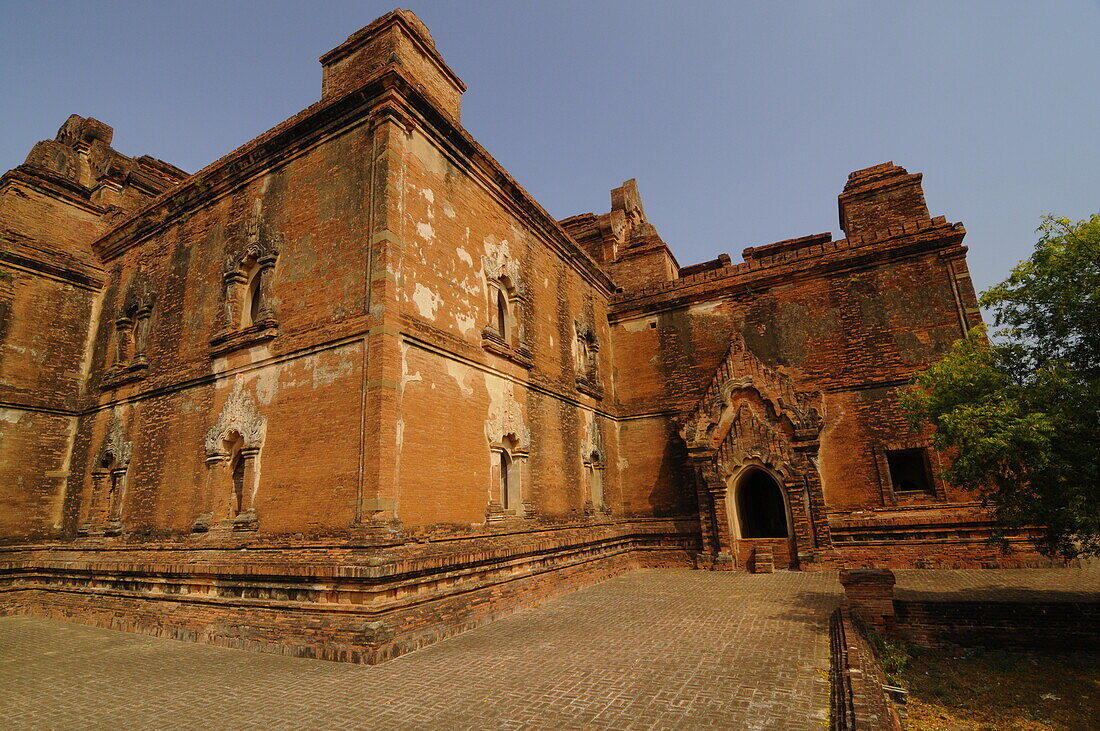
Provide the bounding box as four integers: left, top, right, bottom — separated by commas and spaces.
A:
895, 600, 1100, 650
830, 606, 903, 731
0, 518, 697, 663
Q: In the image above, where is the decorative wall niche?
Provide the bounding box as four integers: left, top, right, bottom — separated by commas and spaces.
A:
102, 271, 155, 389
574, 319, 602, 399
78, 409, 133, 537
486, 406, 534, 522
210, 207, 282, 357
582, 417, 608, 515
193, 379, 267, 532
481, 254, 533, 368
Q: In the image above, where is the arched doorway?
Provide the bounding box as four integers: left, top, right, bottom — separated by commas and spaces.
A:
735, 468, 790, 539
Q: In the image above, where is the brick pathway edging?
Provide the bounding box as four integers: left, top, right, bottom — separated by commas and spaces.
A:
830, 606, 903, 730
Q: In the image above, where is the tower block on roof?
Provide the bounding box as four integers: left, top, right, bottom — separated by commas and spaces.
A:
319, 8, 466, 121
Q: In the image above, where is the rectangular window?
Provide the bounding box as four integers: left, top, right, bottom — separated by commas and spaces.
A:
885, 448, 934, 495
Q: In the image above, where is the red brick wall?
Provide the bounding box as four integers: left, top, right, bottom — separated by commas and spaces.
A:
896, 600, 1100, 650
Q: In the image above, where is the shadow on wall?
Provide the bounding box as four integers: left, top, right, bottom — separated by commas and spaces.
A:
650, 430, 695, 516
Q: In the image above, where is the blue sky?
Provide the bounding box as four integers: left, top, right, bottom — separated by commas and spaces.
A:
2, 1, 1098, 294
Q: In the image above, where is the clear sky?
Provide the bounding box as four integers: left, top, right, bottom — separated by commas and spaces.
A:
2, 1, 1098, 295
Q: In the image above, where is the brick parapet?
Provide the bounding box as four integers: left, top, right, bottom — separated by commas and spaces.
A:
829, 605, 904, 731
609, 217, 963, 317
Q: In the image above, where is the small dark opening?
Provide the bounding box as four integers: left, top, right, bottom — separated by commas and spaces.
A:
231, 452, 246, 515
248, 270, 263, 325
499, 451, 511, 510
737, 470, 789, 538
886, 448, 934, 494
496, 289, 507, 339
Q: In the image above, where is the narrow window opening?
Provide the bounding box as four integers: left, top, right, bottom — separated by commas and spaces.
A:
243, 264, 262, 327
499, 450, 511, 511
886, 448, 934, 494
496, 288, 508, 340
231, 451, 246, 516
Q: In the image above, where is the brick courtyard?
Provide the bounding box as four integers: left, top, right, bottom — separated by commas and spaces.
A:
0, 569, 841, 730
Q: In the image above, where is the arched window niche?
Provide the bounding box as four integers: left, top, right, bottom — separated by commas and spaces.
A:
195, 381, 266, 533
103, 273, 155, 389
487, 433, 531, 522
729, 466, 791, 540
210, 220, 281, 357
583, 449, 608, 517
480, 261, 533, 369
78, 413, 133, 538
241, 258, 264, 328
574, 321, 602, 399
495, 286, 509, 342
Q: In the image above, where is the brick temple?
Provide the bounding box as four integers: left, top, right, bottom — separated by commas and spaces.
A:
0, 10, 1049, 662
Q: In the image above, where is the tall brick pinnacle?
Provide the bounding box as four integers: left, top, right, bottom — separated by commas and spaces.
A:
319, 8, 466, 121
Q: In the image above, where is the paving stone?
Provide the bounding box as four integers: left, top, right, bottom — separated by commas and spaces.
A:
0, 570, 842, 730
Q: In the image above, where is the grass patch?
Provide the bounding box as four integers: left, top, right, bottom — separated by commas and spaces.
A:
869, 637, 1100, 729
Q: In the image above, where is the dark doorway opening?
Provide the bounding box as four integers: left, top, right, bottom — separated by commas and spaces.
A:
737, 469, 789, 538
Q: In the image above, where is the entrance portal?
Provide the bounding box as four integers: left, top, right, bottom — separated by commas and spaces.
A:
736, 469, 789, 538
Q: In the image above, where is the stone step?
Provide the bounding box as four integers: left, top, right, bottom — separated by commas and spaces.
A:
752, 546, 774, 574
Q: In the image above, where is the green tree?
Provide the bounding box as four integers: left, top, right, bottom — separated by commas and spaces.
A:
902, 214, 1100, 558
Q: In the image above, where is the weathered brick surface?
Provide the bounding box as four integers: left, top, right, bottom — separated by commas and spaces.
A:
0, 8, 1061, 661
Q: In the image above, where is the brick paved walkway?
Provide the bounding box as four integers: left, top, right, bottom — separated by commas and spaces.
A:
0, 569, 840, 730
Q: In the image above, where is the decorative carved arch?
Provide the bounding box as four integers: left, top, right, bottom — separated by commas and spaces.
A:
681, 334, 832, 565
194, 380, 266, 532
80, 409, 133, 537
212, 204, 283, 354
95, 409, 133, 469
480, 251, 532, 367
485, 399, 533, 522
205, 379, 267, 457
481, 253, 527, 301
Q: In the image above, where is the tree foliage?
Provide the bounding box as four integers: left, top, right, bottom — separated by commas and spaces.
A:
902, 214, 1100, 558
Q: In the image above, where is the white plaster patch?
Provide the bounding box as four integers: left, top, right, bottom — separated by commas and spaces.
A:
252, 365, 281, 405
400, 342, 424, 389
443, 202, 455, 218
0, 408, 23, 423
416, 221, 435, 242
454, 311, 476, 337
689, 299, 724, 316
456, 247, 474, 267
412, 283, 441, 319
311, 359, 354, 389
396, 418, 405, 446
421, 188, 434, 204
621, 316, 657, 332
446, 360, 474, 397
407, 129, 449, 175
